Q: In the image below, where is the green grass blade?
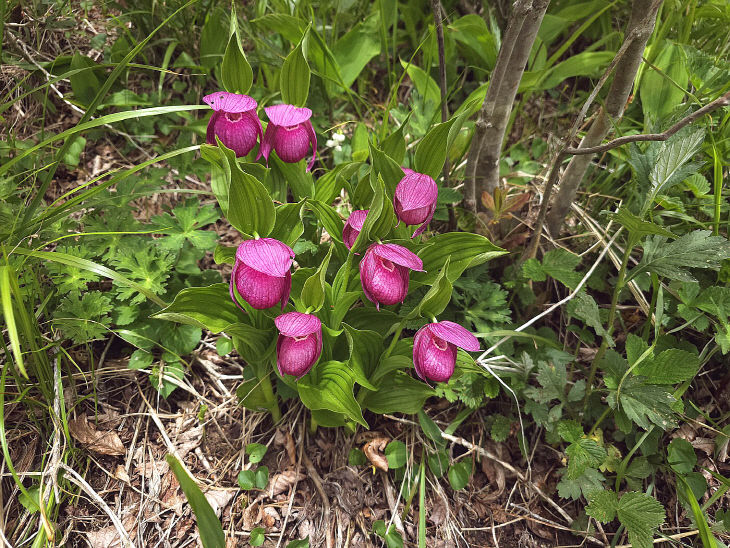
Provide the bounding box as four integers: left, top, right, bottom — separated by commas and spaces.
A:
166, 454, 225, 548
0, 266, 28, 378
21, 0, 200, 226
418, 458, 426, 548
0, 106, 205, 178
678, 475, 716, 548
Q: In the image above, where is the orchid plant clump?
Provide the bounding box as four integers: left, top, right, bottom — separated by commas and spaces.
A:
155, 31, 506, 427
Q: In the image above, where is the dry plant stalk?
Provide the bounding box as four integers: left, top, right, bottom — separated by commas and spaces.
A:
464, 0, 550, 213
545, 0, 662, 234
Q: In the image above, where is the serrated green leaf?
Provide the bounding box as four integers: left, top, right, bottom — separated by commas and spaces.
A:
608, 377, 677, 430
566, 291, 612, 345
616, 492, 665, 548
667, 438, 697, 474
609, 207, 675, 240
565, 438, 607, 479
628, 230, 730, 283
635, 349, 700, 384
523, 248, 582, 289
557, 468, 605, 501
586, 490, 619, 523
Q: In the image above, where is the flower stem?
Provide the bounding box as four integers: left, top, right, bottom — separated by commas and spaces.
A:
383, 320, 407, 360
585, 238, 634, 406
259, 372, 281, 423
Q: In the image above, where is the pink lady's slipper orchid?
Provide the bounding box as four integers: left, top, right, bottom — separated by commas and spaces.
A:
275, 312, 323, 378
260, 104, 317, 171
342, 209, 369, 250
204, 92, 263, 158
360, 243, 424, 309
413, 321, 480, 383
230, 238, 295, 310
394, 168, 438, 238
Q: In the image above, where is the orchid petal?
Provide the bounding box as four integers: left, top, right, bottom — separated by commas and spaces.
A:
229, 259, 246, 312
265, 104, 312, 127
342, 209, 369, 250
235, 263, 291, 309
236, 238, 295, 277
412, 202, 436, 238
429, 321, 480, 352
203, 92, 257, 113
305, 120, 317, 171
272, 124, 310, 163
371, 243, 424, 271
259, 123, 277, 163
395, 171, 438, 213
275, 311, 322, 337
206, 111, 221, 145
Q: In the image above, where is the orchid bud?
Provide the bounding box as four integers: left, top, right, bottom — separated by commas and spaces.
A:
360, 243, 424, 309
413, 321, 480, 383
275, 312, 323, 378
260, 104, 317, 171
394, 168, 438, 237
342, 209, 369, 250
204, 92, 263, 158
230, 238, 294, 310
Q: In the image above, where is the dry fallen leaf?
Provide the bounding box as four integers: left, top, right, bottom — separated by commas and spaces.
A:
114, 465, 131, 484
363, 437, 389, 472
69, 415, 125, 456
85, 513, 137, 547
269, 470, 306, 498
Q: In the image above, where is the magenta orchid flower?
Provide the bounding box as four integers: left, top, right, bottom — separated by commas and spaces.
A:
360, 243, 424, 310
394, 168, 438, 238
413, 321, 480, 383
260, 104, 317, 171
230, 238, 295, 310
342, 209, 369, 250
275, 312, 323, 378
204, 92, 263, 158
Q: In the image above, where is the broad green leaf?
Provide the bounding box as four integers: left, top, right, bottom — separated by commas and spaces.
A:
566, 291, 612, 344
314, 162, 363, 204
333, 13, 381, 87
370, 143, 404, 197
268, 155, 314, 201
270, 201, 305, 247
361, 371, 435, 414
306, 200, 344, 243
627, 231, 730, 283
418, 410, 446, 448
219, 141, 275, 237
667, 438, 697, 474
152, 284, 243, 332
410, 259, 452, 319
281, 41, 310, 107
299, 361, 367, 427
351, 123, 369, 162
245, 443, 267, 464
342, 324, 382, 384
250, 13, 306, 44
250, 527, 265, 546
166, 455, 225, 548
385, 440, 407, 469
70, 53, 101, 105
616, 492, 665, 548
448, 460, 471, 490
237, 469, 255, 490
221, 31, 253, 94
414, 118, 457, 179
400, 60, 440, 107
213, 245, 236, 265
586, 490, 619, 523
237, 377, 274, 411
201, 144, 231, 213
351, 175, 396, 253
448, 15, 497, 71
381, 120, 408, 165
300, 246, 333, 312
414, 232, 506, 285
640, 41, 688, 123
199, 7, 228, 68
521, 51, 614, 91
226, 323, 276, 364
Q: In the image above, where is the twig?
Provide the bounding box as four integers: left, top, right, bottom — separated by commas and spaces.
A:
480, 225, 622, 361
564, 90, 730, 156
58, 463, 135, 548
303, 452, 333, 548
615, 529, 699, 547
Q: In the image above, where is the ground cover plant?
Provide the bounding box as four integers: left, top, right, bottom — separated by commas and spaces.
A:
1, 0, 730, 546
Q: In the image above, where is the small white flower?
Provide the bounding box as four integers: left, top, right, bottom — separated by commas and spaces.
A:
325, 139, 336, 148
335, 145, 342, 152
333, 132, 346, 143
